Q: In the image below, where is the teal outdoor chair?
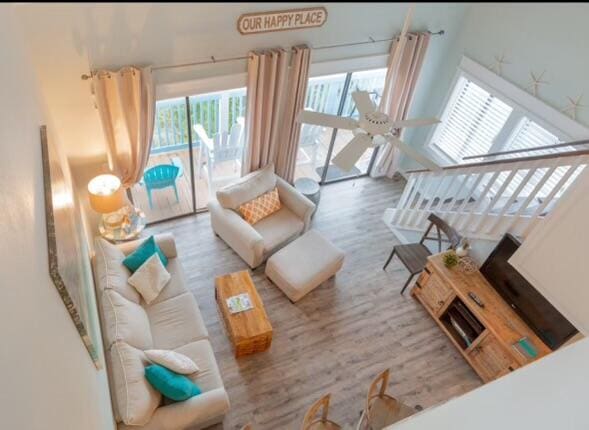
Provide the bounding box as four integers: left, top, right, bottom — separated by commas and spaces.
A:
143, 164, 180, 209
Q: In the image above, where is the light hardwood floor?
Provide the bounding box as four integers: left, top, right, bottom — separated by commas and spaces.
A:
145, 176, 481, 430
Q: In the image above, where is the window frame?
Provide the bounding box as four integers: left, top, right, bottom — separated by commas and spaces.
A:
426, 56, 589, 164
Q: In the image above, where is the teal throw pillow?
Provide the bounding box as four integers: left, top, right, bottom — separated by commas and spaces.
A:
123, 236, 168, 273
145, 364, 202, 401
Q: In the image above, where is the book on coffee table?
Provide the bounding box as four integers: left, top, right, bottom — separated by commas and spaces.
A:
226, 293, 253, 314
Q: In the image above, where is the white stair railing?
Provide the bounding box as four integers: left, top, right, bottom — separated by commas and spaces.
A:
384, 150, 589, 241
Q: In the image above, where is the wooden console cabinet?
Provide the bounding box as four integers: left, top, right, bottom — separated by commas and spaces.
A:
412, 254, 551, 383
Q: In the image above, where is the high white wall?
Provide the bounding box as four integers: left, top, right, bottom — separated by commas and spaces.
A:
389, 337, 589, 430
0, 5, 114, 430
405, 3, 589, 169
15, 2, 468, 160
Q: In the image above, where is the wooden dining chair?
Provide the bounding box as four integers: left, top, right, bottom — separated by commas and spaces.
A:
383, 213, 462, 294
357, 369, 415, 430
301, 394, 342, 430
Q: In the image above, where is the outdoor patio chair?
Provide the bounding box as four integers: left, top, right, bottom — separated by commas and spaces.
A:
143, 164, 180, 209
195, 117, 244, 192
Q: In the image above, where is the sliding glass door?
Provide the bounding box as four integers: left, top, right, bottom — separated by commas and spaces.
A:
130, 88, 246, 224
294, 67, 388, 183
132, 66, 388, 223
130, 97, 194, 224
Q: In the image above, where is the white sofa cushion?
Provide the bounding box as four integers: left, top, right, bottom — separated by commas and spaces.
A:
216, 163, 276, 210
145, 349, 200, 375
94, 238, 140, 303
145, 258, 189, 306
175, 341, 226, 394
146, 292, 209, 350
128, 254, 171, 305
110, 341, 161, 426
103, 289, 153, 349
253, 206, 304, 254
265, 229, 345, 302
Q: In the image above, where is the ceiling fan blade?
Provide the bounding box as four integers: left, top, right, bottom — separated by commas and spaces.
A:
331, 134, 373, 172
388, 136, 441, 172
297, 110, 358, 130
352, 91, 375, 115
390, 117, 440, 129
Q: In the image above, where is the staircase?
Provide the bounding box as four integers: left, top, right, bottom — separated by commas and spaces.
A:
384, 144, 589, 241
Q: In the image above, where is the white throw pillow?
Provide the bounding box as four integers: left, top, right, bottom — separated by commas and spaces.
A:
128, 254, 171, 304
144, 349, 200, 375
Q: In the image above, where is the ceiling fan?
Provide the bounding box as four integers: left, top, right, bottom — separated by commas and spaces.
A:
297, 91, 441, 172
296, 3, 441, 173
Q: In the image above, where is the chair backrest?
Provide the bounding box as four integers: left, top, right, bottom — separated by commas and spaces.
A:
419, 213, 462, 253
211, 117, 245, 163
301, 394, 338, 430
366, 368, 391, 413
143, 164, 180, 187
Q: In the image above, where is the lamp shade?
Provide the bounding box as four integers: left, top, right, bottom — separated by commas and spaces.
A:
88, 174, 125, 214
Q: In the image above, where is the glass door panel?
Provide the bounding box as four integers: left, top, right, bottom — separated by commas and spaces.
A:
294, 73, 347, 182
324, 68, 387, 182
189, 88, 247, 210
131, 97, 195, 223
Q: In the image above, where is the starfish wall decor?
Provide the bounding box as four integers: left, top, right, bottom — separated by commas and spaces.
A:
489, 53, 510, 76
561, 95, 585, 120
526, 70, 549, 97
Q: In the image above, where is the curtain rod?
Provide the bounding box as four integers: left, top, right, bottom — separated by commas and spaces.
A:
80, 30, 444, 80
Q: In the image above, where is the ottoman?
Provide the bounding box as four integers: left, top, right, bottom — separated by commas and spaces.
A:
265, 229, 345, 302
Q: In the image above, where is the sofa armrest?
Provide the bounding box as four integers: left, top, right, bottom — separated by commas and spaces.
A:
116, 233, 178, 259
208, 199, 265, 267
276, 177, 316, 231
119, 388, 230, 430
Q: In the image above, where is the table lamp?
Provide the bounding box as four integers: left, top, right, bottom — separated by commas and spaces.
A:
88, 174, 126, 229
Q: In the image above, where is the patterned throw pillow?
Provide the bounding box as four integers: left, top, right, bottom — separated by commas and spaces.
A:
238, 187, 282, 225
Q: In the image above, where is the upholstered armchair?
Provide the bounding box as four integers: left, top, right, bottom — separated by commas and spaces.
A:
208, 164, 316, 268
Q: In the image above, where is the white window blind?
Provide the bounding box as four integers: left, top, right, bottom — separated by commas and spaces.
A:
505, 118, 561, 156
501, 118, 583, 197
433, 77, 513, 161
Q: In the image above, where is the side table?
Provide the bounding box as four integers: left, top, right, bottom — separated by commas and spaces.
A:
294, 177, 321, 216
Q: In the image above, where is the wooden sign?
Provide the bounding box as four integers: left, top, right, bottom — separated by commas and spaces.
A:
237, 7, 327, 35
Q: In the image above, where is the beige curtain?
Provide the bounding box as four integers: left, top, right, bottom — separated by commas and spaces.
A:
92, 66, 155, 187
372, 32, 430, 178
276, 45, 311, 183
242, 49, 289, 175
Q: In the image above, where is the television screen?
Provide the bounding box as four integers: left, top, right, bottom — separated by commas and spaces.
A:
480, 234, 577, 350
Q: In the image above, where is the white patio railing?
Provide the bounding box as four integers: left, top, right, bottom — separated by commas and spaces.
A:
151, 68, 387, 154
152, 90, 246, 153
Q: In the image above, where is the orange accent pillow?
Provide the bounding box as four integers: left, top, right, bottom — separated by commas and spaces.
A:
238, 187, 282, 225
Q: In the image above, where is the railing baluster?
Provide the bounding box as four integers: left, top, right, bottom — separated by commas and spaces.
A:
448, 169, 486, 226
504, 161, 559, 234
397, 172, 426, 225
415, 171, 446, 227
457, 169, 502, 231
407, 173, 437, 227
164, 103, 172, 148
391, 174, 416, 224
431, 171, 460, 214
522, 158, 585, 237
470, 164, 522, 233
